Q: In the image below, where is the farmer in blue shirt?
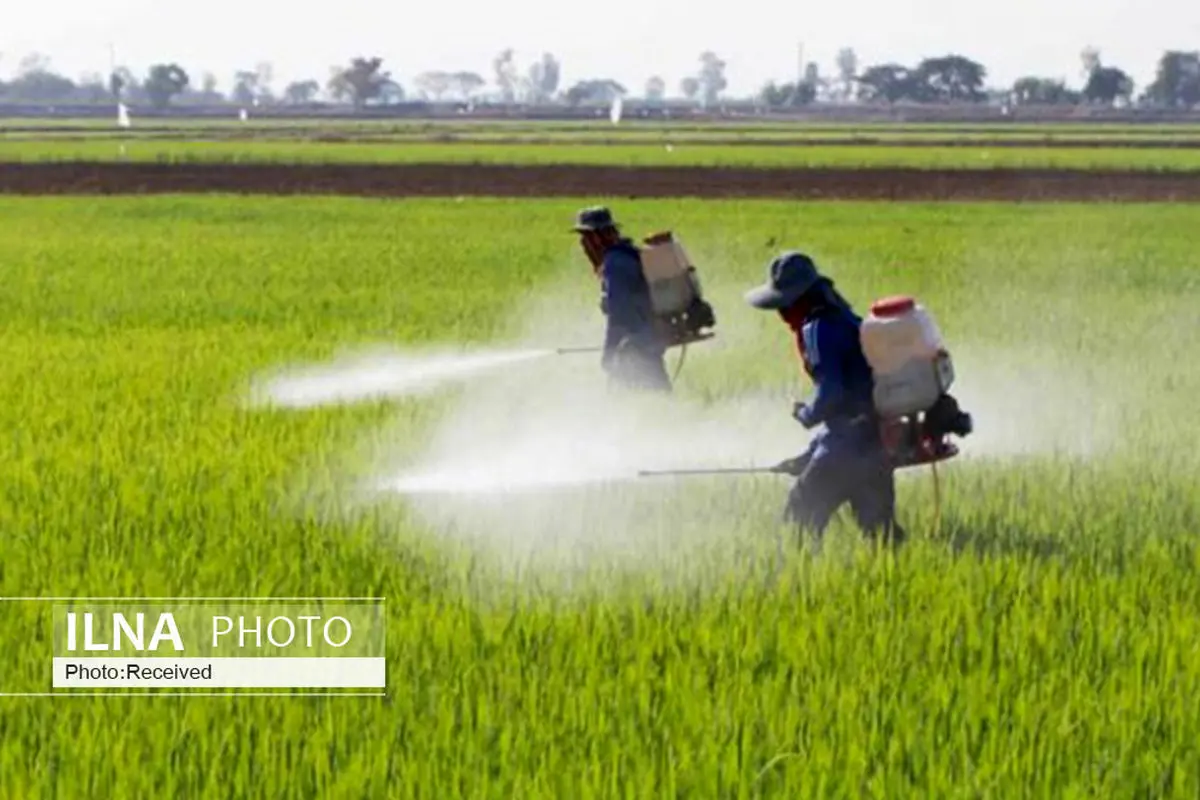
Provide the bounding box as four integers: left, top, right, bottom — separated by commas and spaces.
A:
573, 206, 672, 392
746, 251, 905, 546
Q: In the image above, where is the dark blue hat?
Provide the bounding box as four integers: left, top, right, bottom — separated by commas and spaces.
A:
572, 206, 619, 232
744, 251, 824, 309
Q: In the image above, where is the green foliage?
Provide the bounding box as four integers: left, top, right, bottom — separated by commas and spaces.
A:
1, 196, 1199, 796
144, 64, 190, 109
856, 56, 987, 104
327, 57, 395, 109
6, 137, 1200, 170
1010, 77, 1081, 106
1142, 51, 1200, 109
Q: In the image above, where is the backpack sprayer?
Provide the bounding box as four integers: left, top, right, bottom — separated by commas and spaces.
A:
640, 231, 717, 351
557, 231, 717, 381
859, 295, 973, 531
860, 295, 973, 470
636, 294, 973, 532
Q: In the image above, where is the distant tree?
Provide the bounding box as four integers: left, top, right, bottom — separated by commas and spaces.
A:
679, 76, 700, 101
254, 62, 274, 103
76, 72, 110, 103
327, 57, 392, 109
378, 80, 405, 104
1083, 65, 1134, 106
231, 70, 259, 106
143, 63, 189, 108
835, 47, 858, 102
108, 66, 138, 101
1142, 51, 1200, 108
856, 63, 913, 103
912, 55, 986, 102
449, 72, 486, 101
1010, 76, 1078, 105
759, 80, 816, 108
6, 67, 75, 102
527, 53, 561, 103
803, 62, 826, 101
563, 79, 625, 106
325, 66, 346, 102
231, 64, 273, 106
284, 79, 321, 104
697, 51, 727, 106
415, 71, 454, 101
759, 81, 787, 107
1080, 47, 1101, 81
644, 75, 666, 102
493, 49, 519, 103
2, 53, 76, 102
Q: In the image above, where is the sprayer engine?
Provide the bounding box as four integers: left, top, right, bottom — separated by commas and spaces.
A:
860, 295, 973, 469
640, 231, 717, 348
879, 393, 974, 468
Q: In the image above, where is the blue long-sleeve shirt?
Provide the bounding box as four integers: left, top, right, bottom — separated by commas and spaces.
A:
599, 240, 663, 358
795, 305, 876, 439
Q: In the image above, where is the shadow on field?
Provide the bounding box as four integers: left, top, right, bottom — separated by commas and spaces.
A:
931, 515, 1065, 561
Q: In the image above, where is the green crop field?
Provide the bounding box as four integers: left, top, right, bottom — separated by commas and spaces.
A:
6, 137, 1200, 170
3, 193, 1199, 796
6, 116, 1200, 136
9, 125, 1200, 145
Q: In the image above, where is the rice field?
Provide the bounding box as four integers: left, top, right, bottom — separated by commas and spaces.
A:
5, 137, 1200, 170
3, 193, 1200, 796
9, 126, 1200, 145
6, 115, 1200, 136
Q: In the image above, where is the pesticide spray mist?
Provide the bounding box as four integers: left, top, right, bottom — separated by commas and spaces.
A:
244, 345, 564, 409
363, 367, 804, 588
316, 270, 808, 590
258, 248, 1122, 594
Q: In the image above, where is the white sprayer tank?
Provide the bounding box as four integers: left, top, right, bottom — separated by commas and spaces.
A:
639, 231, 701, 316
860, 295, 955, 418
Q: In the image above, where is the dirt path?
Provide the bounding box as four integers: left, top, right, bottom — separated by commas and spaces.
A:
3, 162, 1199, 201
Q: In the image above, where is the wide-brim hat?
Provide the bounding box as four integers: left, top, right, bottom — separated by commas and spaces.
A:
744, 251, 825, 309
571, 206, 618, 232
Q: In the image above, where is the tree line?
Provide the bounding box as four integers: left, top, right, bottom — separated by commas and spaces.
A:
2, 47, 1199, 110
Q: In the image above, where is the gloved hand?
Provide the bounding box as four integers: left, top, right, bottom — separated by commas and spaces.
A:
772, 452, 812, 477
792, 401, 816, 429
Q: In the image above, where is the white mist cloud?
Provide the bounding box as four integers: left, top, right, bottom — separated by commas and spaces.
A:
243, 345, 557, 409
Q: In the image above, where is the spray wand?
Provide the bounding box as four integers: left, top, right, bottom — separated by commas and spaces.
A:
637, 457, 804, 479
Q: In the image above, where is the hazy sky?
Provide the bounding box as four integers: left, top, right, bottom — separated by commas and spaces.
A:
4, 0, 1198, 96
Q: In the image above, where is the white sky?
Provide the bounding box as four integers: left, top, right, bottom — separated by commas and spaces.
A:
3, 0, 1198, 96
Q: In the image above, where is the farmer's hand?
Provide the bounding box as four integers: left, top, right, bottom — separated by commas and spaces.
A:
773, 453, 812, 477
792, 401, 816, 429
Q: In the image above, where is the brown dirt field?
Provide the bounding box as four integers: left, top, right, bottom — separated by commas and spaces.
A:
11, 132, 1200, 149
315, 136, 1200, 149
2, 161, 1200, 201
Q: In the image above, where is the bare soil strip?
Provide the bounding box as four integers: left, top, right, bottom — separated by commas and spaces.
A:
3, 162, 1199, 201
10, 133, 1200, 149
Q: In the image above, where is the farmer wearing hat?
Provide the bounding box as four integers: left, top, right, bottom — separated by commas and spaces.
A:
746, 251, 905, 546
573, 206, 672, 393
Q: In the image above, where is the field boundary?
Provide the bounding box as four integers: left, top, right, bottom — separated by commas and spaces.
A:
3, 161, 1200, 201
11, 133, 1200, 149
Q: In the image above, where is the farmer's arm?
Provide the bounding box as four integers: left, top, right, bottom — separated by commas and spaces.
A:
795, 318, 851, 429
601, 249, 656, 355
